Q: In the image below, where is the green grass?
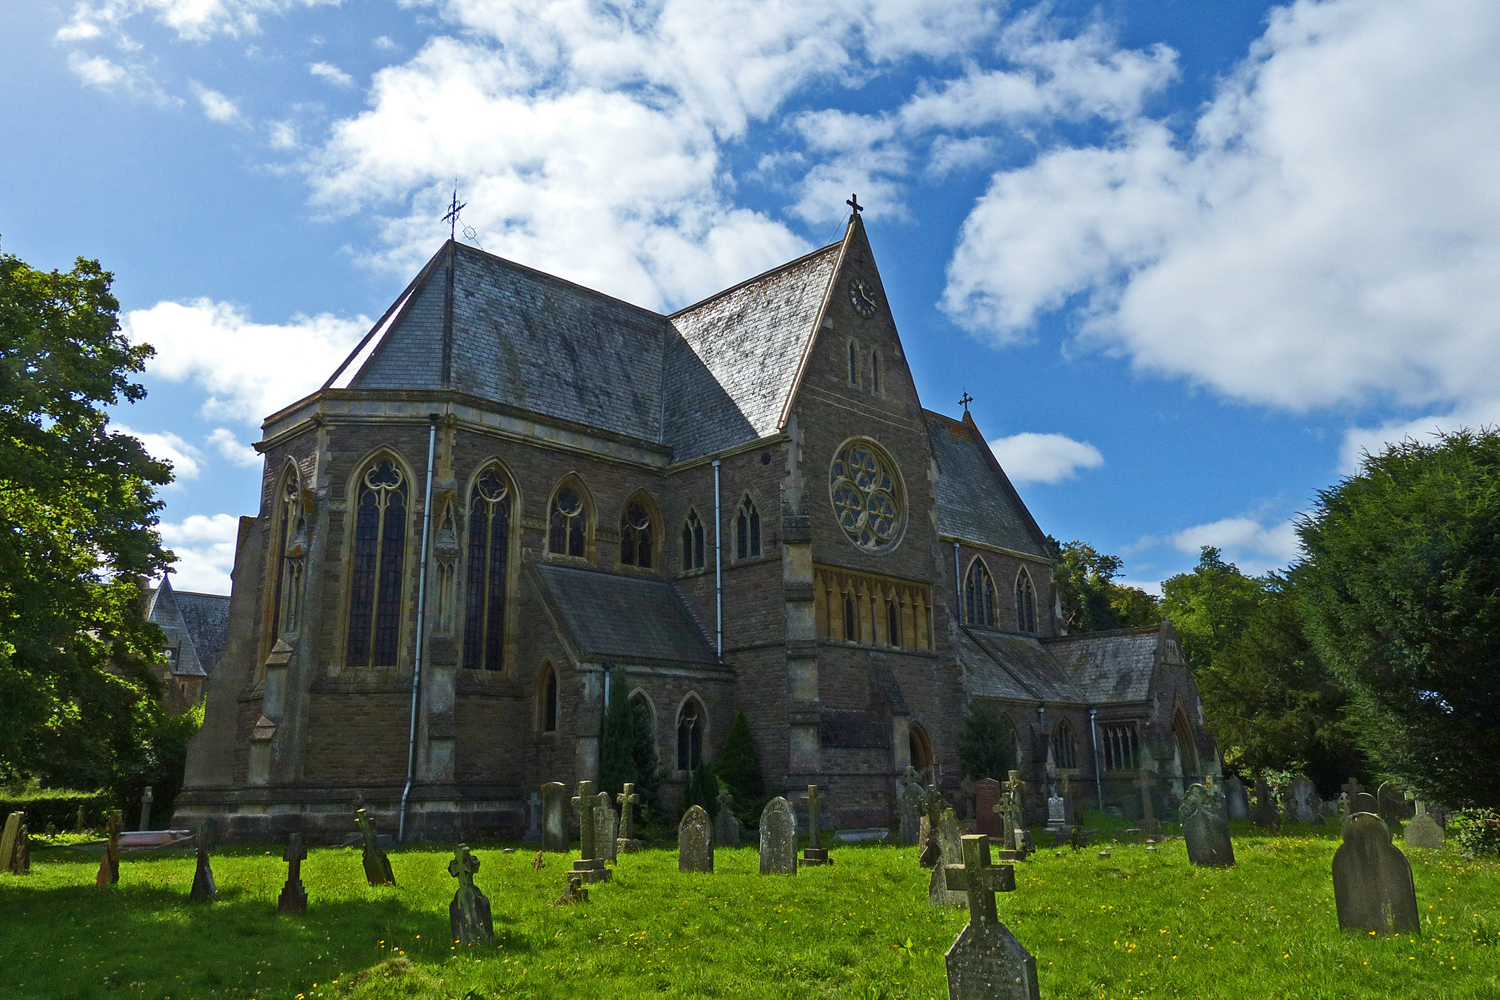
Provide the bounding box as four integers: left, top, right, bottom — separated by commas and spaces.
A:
2, 825, 1498, 1000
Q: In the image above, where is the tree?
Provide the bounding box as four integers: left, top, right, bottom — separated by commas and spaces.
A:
0, 248, 175, 800
598, 667, 637, 798
715, 709, 766, 828
1160, 547, 1262, 668
1298, 429, 1500, 807
957, 702, 1016, 780
1049, 538, 1161, 633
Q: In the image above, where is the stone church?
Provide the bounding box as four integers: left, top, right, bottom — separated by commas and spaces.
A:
176, 214, 1218, 841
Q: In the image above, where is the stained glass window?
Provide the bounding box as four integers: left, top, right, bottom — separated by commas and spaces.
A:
1015, 569, 1037, 633
1052, 719, 1077, 771
677, 698, 704, 771
620, 499, 653, 569
346, 459, 407, 667
681, 510, 705, 570
965, 559, 996, 627
549, 484, 587, 557
829, 438, 904, 552
735, 496, 760, 560
463, 468, 510, 671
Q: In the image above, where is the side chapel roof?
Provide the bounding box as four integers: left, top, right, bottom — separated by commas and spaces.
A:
1044, 626, 1164, 704
924, 410, 1050, 560
530, 563, 718, 667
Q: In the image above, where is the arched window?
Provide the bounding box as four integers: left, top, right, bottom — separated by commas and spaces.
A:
848, 340, 858, 385
909, 722, 934, 780
620, 497, 654, 569
463, 467, 511, 671
346, 457, 408, 667
871, 349, 880, 393
540, 663, 559, 733
1173, 710, 1199, 775
1015, 569, 1037, 633
269, 466, 302, 640
965, 559, 996, 628
1101, 723, 1138, 771
842, 592, 857, 642
735, 496, 761, 560
548, 482, 588, 558
886, 597, 900, 646
676, 697, 705, 771
629, 690, 658, 770
681, 510, 705, 570
1051, 718, 1077, 771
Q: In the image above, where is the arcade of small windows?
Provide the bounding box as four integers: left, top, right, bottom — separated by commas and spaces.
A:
463, 467, 511, 671
1051, 718, 1077, 771
814, 565, 934, 651
346, 458, 408, 667
676, 697, 705, 771
681, 510, 706, 571
1014, 569, 1037, 634
1100, 723, 1138, 771
620, 497, 655, 569
964, 559, 997, 628
548, 483, 588, 558
735, 496, 761, 560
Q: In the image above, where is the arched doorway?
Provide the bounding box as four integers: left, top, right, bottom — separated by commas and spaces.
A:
909, 723, 934, 782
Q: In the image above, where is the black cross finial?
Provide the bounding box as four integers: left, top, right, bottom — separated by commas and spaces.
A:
443, 183, 467, 242
846, 193, 862, 215
959, 391, 974, 413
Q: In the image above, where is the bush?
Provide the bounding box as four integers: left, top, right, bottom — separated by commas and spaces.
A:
684, 762, 720, 819
957, 702, 1017, 780
715, 710, 766, 830
0, 789, 109, 831
1455, 808, 1500, 857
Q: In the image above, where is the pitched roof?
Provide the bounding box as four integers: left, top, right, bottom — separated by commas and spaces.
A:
531, 563, 717, 666
145, 578, 207, 678
1045, 627, 1161, 704
174, 591, 231, 674
925, 410, 1051, 560
953, 627, 1039, 701
964, 628, 1085, 704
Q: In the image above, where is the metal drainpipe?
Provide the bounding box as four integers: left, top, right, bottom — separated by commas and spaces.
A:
1089, 707, 1103, 811
1036, 704, 1046, 787
952, 541, 962, 622
713, 460, 723, 657
399, 414, 439, 843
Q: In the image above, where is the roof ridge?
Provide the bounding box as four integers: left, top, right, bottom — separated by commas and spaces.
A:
451, 241, 669, 321
1043, 625, 1161, 643
666, 239, 843, 319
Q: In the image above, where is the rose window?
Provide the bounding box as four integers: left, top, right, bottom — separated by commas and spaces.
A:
829, 439, 905, 551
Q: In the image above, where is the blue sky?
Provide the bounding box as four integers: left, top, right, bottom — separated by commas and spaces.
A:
4, 0, 1498, 594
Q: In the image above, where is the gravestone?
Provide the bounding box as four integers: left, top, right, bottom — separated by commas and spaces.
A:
76, 805, 87, 834
942, 835, 1039, 1000
1377, 782, 1410, 833
759, 796, 797, 875
569, 781, 611, 884
1133, 771, 1160, 833
715, 788, 741, 847
594, 792, 618, 863
617, 783, 645, 853
1332, 813, 1420, 936
189, 823, 217, 902
1250, 775, 1279, 828
802, 784, 831, 865
356, 808, 395, 886
928, 808, 968, 909
0, 813, 22, 874
1224, 776, 1249, 821
898, 767, 924, 844
1044, 788, 1067, 834
522, 791, 542, 843
96, 809, 122, 886
448, 844, 495, 946
1338, 792, 1351, 824
138, 785, 154, 832
542, 781, 569, 852
278, 834, 308, 915
555, 872, 588, 905
974, 779, 1002, 837
1353, 792, 1379, 817
1180, 781, 1235, 867
1403, 800, 1445, 849
1289, 776, 1317, 823
918, 784, 944, 866
679, 805, 714, 873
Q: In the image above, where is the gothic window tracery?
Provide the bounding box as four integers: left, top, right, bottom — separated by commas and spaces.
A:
548, 482, 588, 558
1015, 568, 1038, 633
681, 510, 705, 571
346, 458, 408, 667
1052, 718, 1077, 771
829, 438, 905, 552
676, 697, 705, 771
965, 558, 996, 628
735, 496, 761, 560
463, 467, 511, 671
620, 497, 654, 569
1101, 723, 1138, 771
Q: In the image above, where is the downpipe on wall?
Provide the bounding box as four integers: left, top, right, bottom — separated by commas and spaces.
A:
713, 459, 722, 658
1089, 707, 1103, 811
399, 414, 439, 843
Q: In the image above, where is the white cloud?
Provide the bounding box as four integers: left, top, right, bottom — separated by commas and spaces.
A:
373, 35, 396, 51
192, 82, 244, 123
1170, 516, 1300, 572
125, 299, 369, 424
309, 61, 354, 87
988, 432, 1104, 485
159, 513, 240, 593
58, 0, 341, 44
208, 427, 262, 467
267, 120, 298, 149
1339, 401, 1500, 474
944, 0, 1500, 417
113, 423, 202, 479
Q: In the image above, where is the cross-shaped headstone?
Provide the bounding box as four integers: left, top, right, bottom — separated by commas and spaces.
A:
572, 780, 597, 860
526, 791, 542, 839
943, 835, 1016, 924
1338, 791, 1351, 821
451, 843, 480, 889
284, 833, 306, 876
617, 783, 642, 841
448, 844, 495, 945
278, 833, 308, 915
1341, 777, 1364, 802
802, 785, 822, 846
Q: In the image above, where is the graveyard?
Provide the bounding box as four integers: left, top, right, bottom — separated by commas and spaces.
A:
3, 818, 1498, 1000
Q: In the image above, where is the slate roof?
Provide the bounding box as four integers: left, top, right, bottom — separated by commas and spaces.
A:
175, 591, 231, 674
965, 629, 1085, 704
531, 563, 717, 666
145, 578, 212, 678
953, 627, 1038, 702
1045, 627, 1161, 704
925, 410, 1050, 559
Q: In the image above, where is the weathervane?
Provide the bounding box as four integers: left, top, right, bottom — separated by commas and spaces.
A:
443, 183, 467, 242
960, 391, 973, 414
846, 193, 862, 216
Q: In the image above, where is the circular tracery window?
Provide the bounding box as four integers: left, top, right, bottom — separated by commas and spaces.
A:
829, 438, 905, 552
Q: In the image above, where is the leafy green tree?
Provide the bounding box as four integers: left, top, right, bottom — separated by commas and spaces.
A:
715, 709, 766, 828
1298, 429, 1500, 807
1160, 547, 1263, 668
0, 248, 175, 800
957, 702, 1016, 780
598, 667, 637, 798
1049, 538, 1161, 632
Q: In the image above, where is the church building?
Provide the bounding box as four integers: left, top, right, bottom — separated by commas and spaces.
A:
176, 214, 1218, 841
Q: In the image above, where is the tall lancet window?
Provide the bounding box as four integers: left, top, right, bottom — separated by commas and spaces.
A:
620, 498, 654, 569
735, 496, 760, 560
682, 510, 705, 570
1015, 569, 1037, 634
346, 458, 408, 667
549, 483, 587, 558
463, 467, 511, 671
965, 559, 996, 628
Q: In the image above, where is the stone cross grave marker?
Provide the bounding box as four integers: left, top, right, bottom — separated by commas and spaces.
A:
569, 781, 610, 883
97, 809, 122, 886
1403, 800, 1445, 849
617, 782, 644, 853
448, 844, 495, 946
919, 784, 945, 867
523, 791, 542, 843
1290, 776, 1317, 823
679, 804, 714, 873
974, 778, 1001, 838
1181, 781, 1235, 867
1004, 772, 1028, 848
899, 767, 924, 844
759, 796, 797, 875
1134, 770, 1160, 832
189, 823, 218, 902
356, 807, 395, 886
542, 782, 568, 853
802, 784, 831, 865
138, 785, 153, 832
1341, 776, 1364, 804
715, 788, 741, 848
278, 833, 308, 915
594, 792, 618, 863
928, 808, 968, 909
1338, 792, 1351, 824
1332, 813, 1420, 936
942, 835, 1039, 1000
1224, 775, 1249, 821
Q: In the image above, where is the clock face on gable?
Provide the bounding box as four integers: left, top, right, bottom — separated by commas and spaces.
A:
848, 276, 878, 318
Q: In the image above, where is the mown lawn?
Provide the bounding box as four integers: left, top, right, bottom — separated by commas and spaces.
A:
2, 824, 1498, 1000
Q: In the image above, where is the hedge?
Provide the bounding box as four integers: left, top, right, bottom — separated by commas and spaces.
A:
0, 790, 110, 831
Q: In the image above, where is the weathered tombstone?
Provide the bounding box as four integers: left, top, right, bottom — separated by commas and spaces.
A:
1224, 775, 1249, 821
356, 807, 395, 886
942, 835, 1039, 1000
679, 805, 714, 873
1338, 792, 1351, 824
1341, 776, 1364, 803
76, 805, 87, 834
1332, 813, 1420, 936
759, 796, 797, 875
138, 785, 154, 832
569, 781, 610, 883
1289, 776, 1317, 823
522, 791, 543, 843
715, 788, 741, 848
1403, 800, 1445, 849
898, 767, 924, 844
974, 778, 1002, 837
594, 792, 618, 863
918, 784, 944, 866
96, 809, 122, 886
1180, 781, 1235, 867
1134, 770, 1160, 833
1044, 787, 1067, 835
448, 844, 495, 945
555, 872, 588, 905
1377, 782, 1409, 833
802, 784, 831, 865
1353, 791, 1379, 817
278, 834, 308, 915
542, 781, 569, 852
617, 782, 644, 853
0, 813, 22, 875
189, 823, 217, 902
1250, 775, 1279, 828
928, 808, 967, 909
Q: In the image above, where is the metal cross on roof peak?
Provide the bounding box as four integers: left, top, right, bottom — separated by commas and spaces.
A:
443, 184, 467, 242
960, 391, 974, 413
846, 193, 863, 215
